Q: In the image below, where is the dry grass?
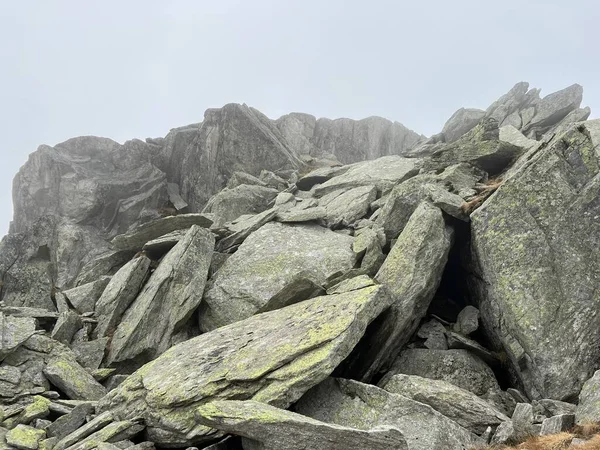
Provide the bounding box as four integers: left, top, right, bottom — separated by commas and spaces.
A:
474, 423, 600, 450
460, 177, 505, 215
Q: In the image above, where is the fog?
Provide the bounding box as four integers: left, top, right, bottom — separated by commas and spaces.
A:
1, 0, 597, 234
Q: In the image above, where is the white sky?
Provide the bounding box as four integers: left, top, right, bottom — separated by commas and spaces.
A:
0, 0, 597, 234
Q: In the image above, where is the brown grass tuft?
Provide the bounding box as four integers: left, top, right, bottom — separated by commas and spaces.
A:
576, 434, 600, 449
460, 177, 505, 215
573, 423, 600, 438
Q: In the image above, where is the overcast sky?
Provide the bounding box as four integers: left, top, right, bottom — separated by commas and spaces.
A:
0, 0, 597, 235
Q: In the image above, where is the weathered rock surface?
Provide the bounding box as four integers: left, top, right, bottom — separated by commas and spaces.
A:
98, 284, 393, 445
296, 378, 477, 450
468, 119, 600, 400
107, 226, 214, 365
441, 107, 486, 143
196, 400, 408, 450
381, 374, 508, 434
202, 185, 279, 226
199, 222, 355, 331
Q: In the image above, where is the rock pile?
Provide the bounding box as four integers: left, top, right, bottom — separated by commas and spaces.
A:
1, 82, 599, 449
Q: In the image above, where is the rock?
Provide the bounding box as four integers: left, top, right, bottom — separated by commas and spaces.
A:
71, 339, 109, 370
381, 374, 509, 434
0, 365, 21, 398
62, 278, 111, 315
203, 185, 279, 225
275, 206, 327, 223
576, 370, 600, 424
453, 306, 479, 335
61, 420, 143, 450
53, 412, 114, 450
318, 185, 377, 227
441, 108, 486, 143
107, 226, 214, 365
200, 222, 355, 331
166, 183, 188, 212
43, 358, 107, 401
499, 125, 538, 150
276, 113, 423, 164
535, 399, 576, 417
2, 396, 51, 429
490, 421, 515, 445
352, 228, 385, 276
46, 404, 95, 440
111, 213, 213, 251
343, 202, 453, 380
0, 312, 36, 361
226, 171, 267, 189
74, 250, 135, 288
313, 156, 420, 198
425, 118, 524, 175
215, 209, 278, 253
97, 284, 393, 445
295, 166, 348, 191
445, 332, 498, 366
296, 378, 477, 450
32, 420, 51, 431
50, 311, 83, 345
259, 170, 287, 190
382, 349, 500, 396
92, 255, 151, 340
512, 403, 534, 441
255, 275, 325, 314
468, 120, 600, 400
540, 414, 574, 435
196, 400, 407, 450
6, 425, 46, 450
426, 184, 468, 221
141, 229, 187, 256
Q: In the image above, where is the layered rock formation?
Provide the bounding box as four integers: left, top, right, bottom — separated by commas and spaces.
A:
1, 82, 598, 450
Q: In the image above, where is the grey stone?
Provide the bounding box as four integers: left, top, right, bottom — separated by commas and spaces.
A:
71, 339, 109, 370
259, 170, 287, 190
203, 185, 279, 226
61, 421, 143, 450
50, 311, 83, 345
200, 222, 355, 331
382, 349, 500, 396
499, 125, 538, 150
445, 332, 498, 366
43, 358, 107, 401
255, 275, 325, 314
93, 255, 152, 340
107, 226, 214, 365
6, 425, 46, 450
196, 400, 407, 450
273, 192, 295, 207
226, 172, 266, 189
490, 421, 515, 445
53, 412, 114, 450
512, 403, 534, 441
32, 420, 51, 431
576, 370, 600, 424
424, 333, 448, 351
166, 182, 188, 211
296, 378, 477, 450
381, 374, 509, 434
426, 184, 468, 221
468, 120, 600, 400
344, 202, 453, 380
2, 396, 51, 428
441, 108, 486, 143
318, 185, 377, 227
111, 214, 213, 251
97, 284, 393, 446
0, 312, 36, 361
352, 228, 385, 276
295, 166, 349, 191
275, 206, 327, 223
535, 399, 576, 417
215, 209, 278, 253
313, 156, 420, 198
46, 404, 95, 440
540, 414, 574, 435
141, 229, 187, 255
453, 306, 479, 335
62, 278, 111, 315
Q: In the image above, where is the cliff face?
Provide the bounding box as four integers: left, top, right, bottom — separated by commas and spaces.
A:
1, 82, 599, 450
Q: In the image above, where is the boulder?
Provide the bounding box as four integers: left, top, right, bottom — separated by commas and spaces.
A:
343, 202, 453, 380
576, 370, 600, 424
441, 108, 485, 143
202, 185, 279, 226
468, 119, 600, 400
453, 306, 479, 335
200, 222, 355, 331
318, 185, 377, 227
522, 84, 583, 138
107, 226, 214, 365
296, 378, 477, 450
6, 425, 46, 450
0, 312, 36, 361
540, 414, 574, 435
381, 349, 501, 396
62, 278, 111, 315
97, 284, 393, 445
226, 171, 267, 189
381, 374, 508, 434
196, 400, 407, 450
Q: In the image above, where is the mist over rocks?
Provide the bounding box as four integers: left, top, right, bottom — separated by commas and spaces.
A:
1, 81, 598, 449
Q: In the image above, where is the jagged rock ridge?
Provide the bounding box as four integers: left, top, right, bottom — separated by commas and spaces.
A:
1, 82, 599, 450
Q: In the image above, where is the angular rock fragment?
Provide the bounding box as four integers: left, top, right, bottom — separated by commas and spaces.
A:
344, 202, 453, 380
296, 378, 477, 450
453, 305, 479, 335
53, 412, 114, 450
43, 358, 106, 401
381, 374, 508, 434
0, 312, 36, 361
215, 209, 277, 253
51, 311, 83, 345
141, 230, 186, 255
107, 226, 214, 365
318, 185, 376, 227
469, 119, 600, 400
111, 214, 213, 251
576, 370, 600, 424
62, 278, 111, 315
98, 284, 393, 445
196, 400, 408, 450
93, 256, 152, 339
200, 222, 355, 331
441, 108, 486, 143
540, 414, 574, 435
203, 185, 279, 225
511, 403, 534, 442
6, 424, 45, 450
46, 404, 95, 440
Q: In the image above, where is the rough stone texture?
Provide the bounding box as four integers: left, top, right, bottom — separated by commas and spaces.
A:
540, 414, 574, 435
196, 400, 407, 450
107, 226, 214, 365
453, 306, 479, 335
62, 278, 111, 315
93, 255, 152, 339
381, 374, 508, 434
313, 156, 420, 198
522, 84, 583, 138
6, 424, 46, 450
499, 125, 538, 150
226, 171, 266, 189
511, 403, 534, 441
200, 222, 355, 331
318, 185, 377, 227
490, 421, 515, 445
344, 202, 453, 380
382, 349, 501, 396
468, 119, 600, 400
43, 358, 107, 401
276, 113, 424, 164
296, 378, 477, 450
576, 370, 600, 424
50, 311, 83, 345
0, 312, 36, 361
441, 108, 485, 143
46, 404, 95, 440
97, 284, 393, 445
535, 399, 576, 417
202, 185, 279, 226
110, 214, 213, 251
